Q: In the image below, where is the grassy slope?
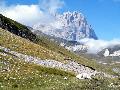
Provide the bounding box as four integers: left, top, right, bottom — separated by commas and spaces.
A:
0, 14, 115, 74
0, 28, 115, 75
0, 50, 75, 90
0, 28, 120, 89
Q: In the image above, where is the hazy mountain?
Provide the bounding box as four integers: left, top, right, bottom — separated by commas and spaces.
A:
98, 45, 120, 57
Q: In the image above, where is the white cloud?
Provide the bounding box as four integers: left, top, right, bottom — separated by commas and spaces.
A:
0, 0, 64, 26
0, 5, 44, 26
39, 0, 64, 14
80, 38, 120, 54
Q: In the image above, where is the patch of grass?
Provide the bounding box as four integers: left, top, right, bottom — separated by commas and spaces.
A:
0, 52, 74, 89
0, 50, 120, 90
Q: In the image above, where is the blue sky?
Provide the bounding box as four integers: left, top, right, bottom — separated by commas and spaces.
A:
2, 0, 120, 40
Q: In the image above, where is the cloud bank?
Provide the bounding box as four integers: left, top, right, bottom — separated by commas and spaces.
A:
0, 0, 64, 26
80, 38, 120, 54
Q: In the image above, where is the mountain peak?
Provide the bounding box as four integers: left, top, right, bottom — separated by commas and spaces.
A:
33, 11, 98, 41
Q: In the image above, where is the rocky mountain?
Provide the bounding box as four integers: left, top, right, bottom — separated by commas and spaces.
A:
98, 45, 120, 57
33, 11, 98, 41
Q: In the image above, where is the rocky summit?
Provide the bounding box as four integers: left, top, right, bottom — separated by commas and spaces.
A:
33, 11, 98, 41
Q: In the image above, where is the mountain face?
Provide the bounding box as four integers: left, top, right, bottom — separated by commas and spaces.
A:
33, 11, 98, 41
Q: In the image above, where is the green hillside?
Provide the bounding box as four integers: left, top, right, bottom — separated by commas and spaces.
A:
0, 14, 118, 75
0, 14, 98, 69
0, 28, 120, 90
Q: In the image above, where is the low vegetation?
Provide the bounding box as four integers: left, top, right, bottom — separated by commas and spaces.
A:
0, 51, 120, 90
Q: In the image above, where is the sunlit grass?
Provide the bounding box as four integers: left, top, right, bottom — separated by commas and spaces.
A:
0, 29, 120, 89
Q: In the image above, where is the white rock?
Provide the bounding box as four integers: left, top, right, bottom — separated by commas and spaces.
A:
76, 73, 91, 79
104, 49, 109, 57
